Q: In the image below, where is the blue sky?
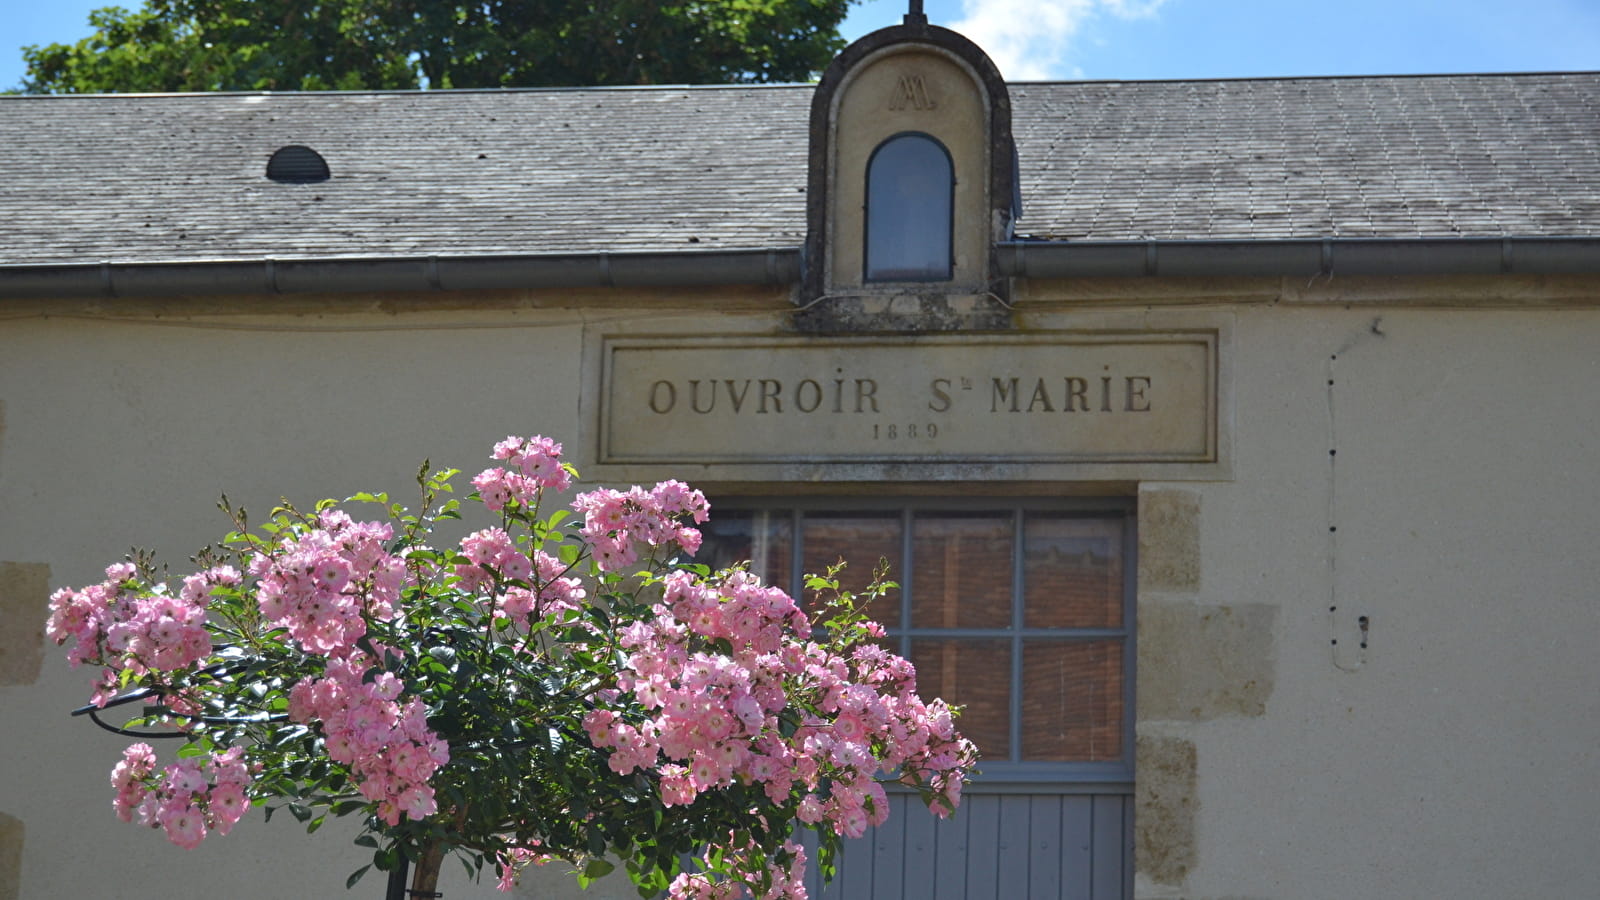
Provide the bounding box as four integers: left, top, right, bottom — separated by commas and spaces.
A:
4, 0, 1600, 90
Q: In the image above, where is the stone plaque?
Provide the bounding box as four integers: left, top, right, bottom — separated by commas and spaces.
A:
598, 333, 1216, 465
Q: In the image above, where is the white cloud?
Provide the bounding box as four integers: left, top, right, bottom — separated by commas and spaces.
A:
950, 0, 1168, 80
1101, 0, 1167, 18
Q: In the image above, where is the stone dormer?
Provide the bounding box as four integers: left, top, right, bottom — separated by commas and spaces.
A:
799, 14, 1017, 331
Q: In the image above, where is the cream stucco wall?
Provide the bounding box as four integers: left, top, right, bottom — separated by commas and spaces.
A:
3, 280, 1599, 899
1128, 301, 1600, 899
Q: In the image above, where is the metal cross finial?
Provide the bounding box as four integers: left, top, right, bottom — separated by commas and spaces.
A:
905, 0, 928, 26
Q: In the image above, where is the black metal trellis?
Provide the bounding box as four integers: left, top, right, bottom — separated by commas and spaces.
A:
385, 862, 409, 900
71, 683, 286, 737
70, 686, 186, 737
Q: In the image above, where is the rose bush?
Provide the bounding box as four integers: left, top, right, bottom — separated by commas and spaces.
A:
47, 435, 976, 898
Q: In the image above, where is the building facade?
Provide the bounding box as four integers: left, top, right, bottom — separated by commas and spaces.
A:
2, 19, 1599, 900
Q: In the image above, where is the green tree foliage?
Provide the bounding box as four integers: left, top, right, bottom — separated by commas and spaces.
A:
17, 0, 855, 93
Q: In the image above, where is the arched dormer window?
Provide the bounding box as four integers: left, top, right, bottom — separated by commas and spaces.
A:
799, 21, 1015, 328
865, 132, 953, 282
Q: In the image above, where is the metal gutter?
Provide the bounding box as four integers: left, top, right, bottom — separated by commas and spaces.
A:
0, 249, 803, 299
5, 237, 1600, 299
997, 237, 1600, 279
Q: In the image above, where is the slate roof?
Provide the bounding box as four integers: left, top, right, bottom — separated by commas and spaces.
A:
1, 72, 1597, 267
1015, 74, 1600, 242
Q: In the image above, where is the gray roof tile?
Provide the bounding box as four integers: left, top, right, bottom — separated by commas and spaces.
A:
2, 72, 1598, 266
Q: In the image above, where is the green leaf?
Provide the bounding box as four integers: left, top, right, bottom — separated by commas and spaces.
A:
375, 846, 400, 871
584, 858, 615, 879
346, 865, 371, 889
777, 709, 800, 738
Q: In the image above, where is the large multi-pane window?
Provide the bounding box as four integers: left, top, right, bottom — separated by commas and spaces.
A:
693, 498, 1134, 787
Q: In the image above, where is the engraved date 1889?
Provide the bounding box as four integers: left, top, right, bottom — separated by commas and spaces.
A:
872, 423, 939, 440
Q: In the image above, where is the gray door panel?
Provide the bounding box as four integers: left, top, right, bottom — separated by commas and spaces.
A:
804, 792, 1132, 899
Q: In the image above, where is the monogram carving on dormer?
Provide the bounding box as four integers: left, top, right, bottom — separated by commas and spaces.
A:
887, 74, 937, 111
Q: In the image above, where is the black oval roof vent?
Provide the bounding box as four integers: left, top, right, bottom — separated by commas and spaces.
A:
266, 145, 330, 184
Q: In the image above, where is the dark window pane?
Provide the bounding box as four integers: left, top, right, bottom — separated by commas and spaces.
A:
694, 510, 793, 591
1023, 516, 1123, 629
866, 133, 953, 282
1020, 640, 1123, 761
801, 514, 902, 619
911, 639, 1010, 761
911, 514, 1013, 629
